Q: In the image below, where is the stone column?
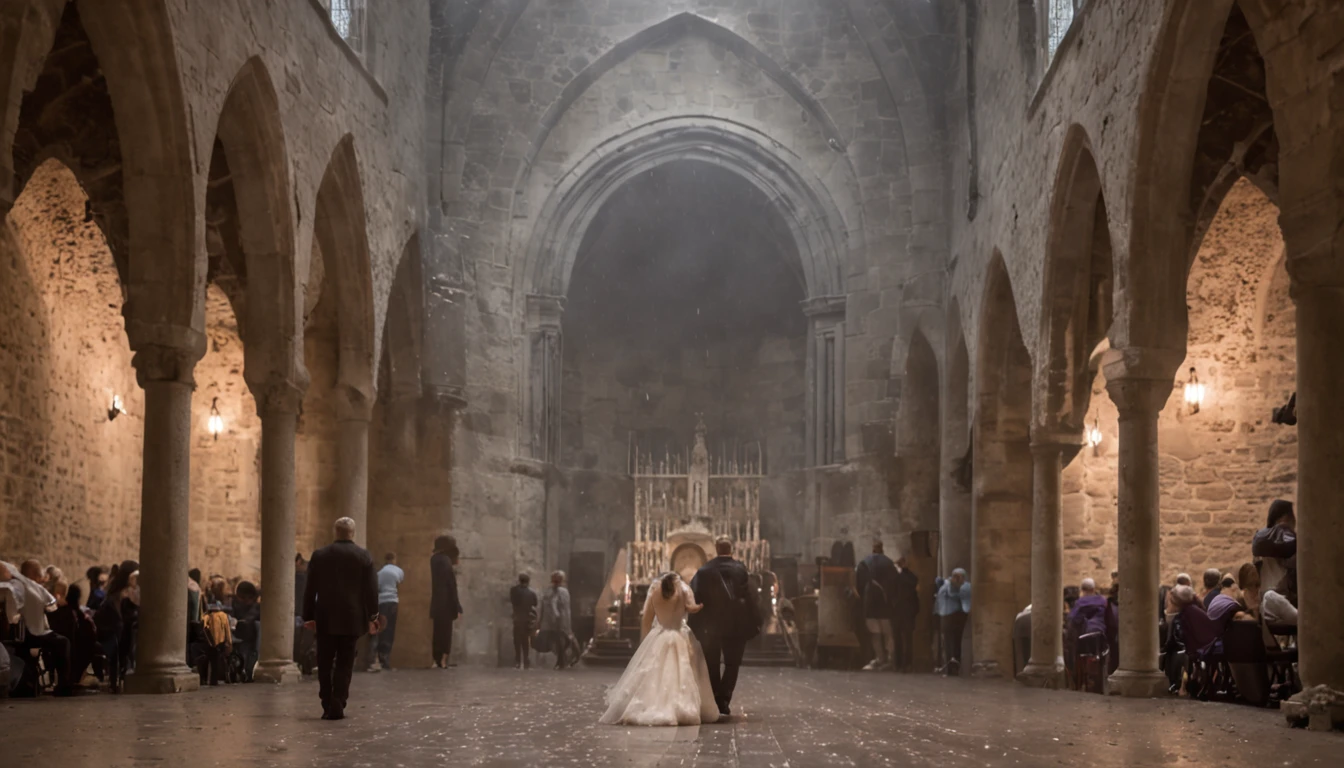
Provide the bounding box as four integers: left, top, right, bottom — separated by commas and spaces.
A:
1018, 438, 1070, 688
337, 389, 373, 546
802, 296, 846, 467
125, 344, 201, 694
1104, 374, 1170, 697
251, 379, 306, 684
524, 295, 564, 462
1285, 281, 1344, 724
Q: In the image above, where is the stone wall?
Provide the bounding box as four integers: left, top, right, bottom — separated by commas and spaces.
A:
0, 161, 142, 569
187, 285, 262, 583
1061, 180, 1296, 585
0, 161, 265, 581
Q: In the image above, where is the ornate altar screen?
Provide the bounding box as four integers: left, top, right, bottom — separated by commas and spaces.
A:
627, 417, 770, 584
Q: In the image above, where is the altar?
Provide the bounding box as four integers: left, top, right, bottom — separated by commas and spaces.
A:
626, 417, 770, 585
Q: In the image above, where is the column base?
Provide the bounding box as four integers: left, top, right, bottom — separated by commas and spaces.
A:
252, 660, 302, 684
1106, 668, 1167, 698
124, 665, 200, 695
1283, 685, 1344, 731
970, 659, 1003, 679
1017, 660, 1067, 689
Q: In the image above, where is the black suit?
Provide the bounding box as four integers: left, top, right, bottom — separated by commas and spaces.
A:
430, 552, 462, 664
690, 556, 759, 713
303, 540, 379, 717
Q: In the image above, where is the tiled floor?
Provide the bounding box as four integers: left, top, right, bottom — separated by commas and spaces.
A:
2, 666, 1338, 766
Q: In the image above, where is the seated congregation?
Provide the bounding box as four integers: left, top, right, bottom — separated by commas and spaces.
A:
1008, 499, 1300, 706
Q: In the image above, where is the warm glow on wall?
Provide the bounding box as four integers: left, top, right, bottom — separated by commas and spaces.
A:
1085, 415, 1103, 450
1183, 367, 1206, 414
208, 397, 224, 440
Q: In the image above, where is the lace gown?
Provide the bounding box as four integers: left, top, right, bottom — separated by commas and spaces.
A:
599, 581, 720, 726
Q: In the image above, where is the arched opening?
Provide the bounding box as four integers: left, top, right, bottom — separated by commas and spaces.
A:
0, 159, 141, 566
941, 308, 972, 577
893, 326, 941, 671
896, 328, 941, 535
971, 252, 1034, 678
368, 235, 447, 669
187, 283, 261, 582
1037, 133, 1117, 589
556, 160, 809, 613
298, 136, 376, 555
0, 1, 143, 570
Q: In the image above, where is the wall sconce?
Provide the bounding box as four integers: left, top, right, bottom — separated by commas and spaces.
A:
107, 394, 124, 421
1085, 415, 1103, 452
1183, 367, 1206, 415
207, 397, 224, 440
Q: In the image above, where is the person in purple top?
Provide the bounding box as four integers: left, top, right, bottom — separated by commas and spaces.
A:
1068, 578, 1117, 652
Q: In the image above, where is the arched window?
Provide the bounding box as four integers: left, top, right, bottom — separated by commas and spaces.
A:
324, 0, 366, 54
1046, 0, 1082, 62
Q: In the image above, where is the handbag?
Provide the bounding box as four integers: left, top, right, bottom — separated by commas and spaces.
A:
717, 569, 762, 641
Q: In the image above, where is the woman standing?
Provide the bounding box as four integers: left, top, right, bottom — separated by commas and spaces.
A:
429, 535, 461, 668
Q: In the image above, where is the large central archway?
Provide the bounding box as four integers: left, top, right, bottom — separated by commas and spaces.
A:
518, 117, 855, 467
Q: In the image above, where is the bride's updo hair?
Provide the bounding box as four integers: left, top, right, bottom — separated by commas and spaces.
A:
660, 572, 679, 600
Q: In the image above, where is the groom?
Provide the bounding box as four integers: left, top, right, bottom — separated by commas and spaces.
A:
690, 537, 761, 718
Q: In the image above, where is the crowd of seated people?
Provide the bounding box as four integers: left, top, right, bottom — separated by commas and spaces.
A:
3, 557, 269, 697
1159, 499, 1300, 705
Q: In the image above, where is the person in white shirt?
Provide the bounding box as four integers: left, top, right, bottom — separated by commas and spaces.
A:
373, 553, 405, 670
2, 559, 73, 695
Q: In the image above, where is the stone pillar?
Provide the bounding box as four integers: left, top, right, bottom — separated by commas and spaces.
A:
1286, 282, 1344, 722
803, 296, 846, 467
251, 379, 306, 684
1104, 374, 1170, 697
524, 295, 564, 462
125, 344, 201, 694
337, 389, 373, 546
1018, 438, 1072, 688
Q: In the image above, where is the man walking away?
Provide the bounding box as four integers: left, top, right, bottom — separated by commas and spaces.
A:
430, 535, 462, 668
690, 537, 761, 718
892, 555, 920, 673
373, 553, 404, 671
510, 573, 539, 669
855, 540, 899, 671
303, 517, 380, 720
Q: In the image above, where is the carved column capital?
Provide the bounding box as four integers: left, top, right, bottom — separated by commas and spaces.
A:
336, 386, 375, 422
132, 343, 202, 387
249, 376, 309, 415
1104, 377, 1172, 420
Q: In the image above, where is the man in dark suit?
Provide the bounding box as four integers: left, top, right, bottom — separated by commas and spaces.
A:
429, 535, 462, 668
303, 517, 380, 721
690, 537, 760, 718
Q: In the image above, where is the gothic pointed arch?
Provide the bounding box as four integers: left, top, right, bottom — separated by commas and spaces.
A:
211, 55, 299, 387
313, 134, 376, 401
971, 250, 1033, 678
521, 117, 851, 302
513, 11, 847, 194
78, 0, 203, 348
1037, 125, 1114, 434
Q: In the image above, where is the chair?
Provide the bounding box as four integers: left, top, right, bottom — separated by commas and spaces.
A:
1073, 632, 1109, 694
1223, 620, 1270, 706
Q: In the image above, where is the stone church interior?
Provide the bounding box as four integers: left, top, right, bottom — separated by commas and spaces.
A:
2, 0, 1343, 763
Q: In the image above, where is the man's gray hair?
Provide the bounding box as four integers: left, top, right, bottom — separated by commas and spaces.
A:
334, 517, 357, 538
1080, 577, 1096, 592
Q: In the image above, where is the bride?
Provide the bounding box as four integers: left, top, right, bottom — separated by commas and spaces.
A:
599, 572, 720, 726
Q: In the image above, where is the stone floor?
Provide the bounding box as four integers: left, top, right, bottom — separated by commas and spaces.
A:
3, 667, 1338, 766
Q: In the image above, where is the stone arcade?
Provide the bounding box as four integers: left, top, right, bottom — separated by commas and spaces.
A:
3, 0, 1344, 762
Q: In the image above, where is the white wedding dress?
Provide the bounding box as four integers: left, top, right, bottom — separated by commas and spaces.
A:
599, 579, 720, 726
